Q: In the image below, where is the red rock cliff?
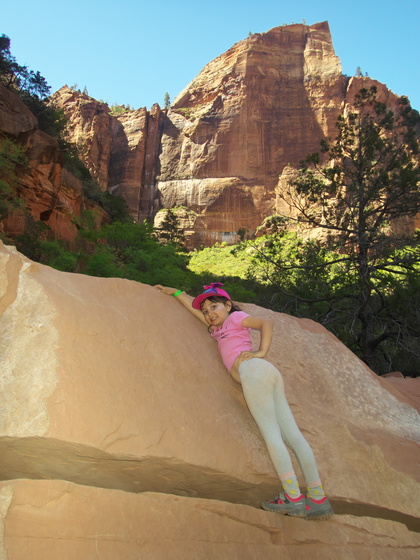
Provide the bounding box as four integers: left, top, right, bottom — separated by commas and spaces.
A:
35, 22, 420, 248
51, 87, 165, 222
0, 84, 107, 244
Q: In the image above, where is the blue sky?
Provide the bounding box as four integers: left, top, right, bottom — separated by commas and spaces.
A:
2, 0, 419, 111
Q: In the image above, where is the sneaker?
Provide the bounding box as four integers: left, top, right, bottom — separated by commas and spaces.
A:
261, 493, 306, 517
305, 497, 334, 520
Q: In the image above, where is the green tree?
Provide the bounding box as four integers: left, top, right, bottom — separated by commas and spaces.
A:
0, 35, 67, 138
0, 35, 51, 98
0, 34, 21, 89
260, 87, 420, 374
0, 137, 28, 219
163, 92, 171, 110
156, 208, 186, 246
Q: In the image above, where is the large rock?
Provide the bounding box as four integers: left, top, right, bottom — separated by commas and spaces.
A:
0, 84, 107, 244
51, 86, 165, 221
1, 479, 419, 559
0, 240, 419, 557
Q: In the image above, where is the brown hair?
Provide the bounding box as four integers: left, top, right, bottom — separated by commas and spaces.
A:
200, 295, 241, 314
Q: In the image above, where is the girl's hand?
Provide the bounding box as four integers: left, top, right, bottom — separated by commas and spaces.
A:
237, 350, 266, 363
154, 285, 178, 296
154, 285, 208, 325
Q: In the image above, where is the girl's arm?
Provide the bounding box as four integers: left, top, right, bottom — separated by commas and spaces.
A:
238, 316, 274, 362
154, 285, 208, 325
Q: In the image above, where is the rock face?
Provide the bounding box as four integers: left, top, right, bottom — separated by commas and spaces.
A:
2, 23, 418, 248
0, 84, 106, 244
52, 22, 346, 247
156, 22, 345, 247
2, 481, 420, 560
51, 87, 165, 222
0, 241, 419, 557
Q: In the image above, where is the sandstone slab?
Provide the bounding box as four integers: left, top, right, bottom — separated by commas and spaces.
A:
0, 241, 419, 529
1, 479, 419, 560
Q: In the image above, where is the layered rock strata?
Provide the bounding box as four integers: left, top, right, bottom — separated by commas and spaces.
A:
2, 480, 420, 559
3, 23, 417, 248
0, 84, 106, 243
52, 22, 418, 248
0, 241, 419, 556
51, 87, 165, 222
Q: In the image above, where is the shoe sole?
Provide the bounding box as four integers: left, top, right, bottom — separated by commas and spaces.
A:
261, 504, 306, 517
305, 510, 334, 521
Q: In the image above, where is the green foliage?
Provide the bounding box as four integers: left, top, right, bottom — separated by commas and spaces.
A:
175, 107, 193, 119
100, 192, 131, 222
14, 218, 50, 262
0, 137, 28, 219
38, 240, 78, 272
80, 221, 192, 286
163, 92, 171, 110
0, 35, 67, 139
60, 147, 131, 222
109, 103, 132, 115
254, 87, 420, 374
189, 242, 253, 280
155, 208, 186, 246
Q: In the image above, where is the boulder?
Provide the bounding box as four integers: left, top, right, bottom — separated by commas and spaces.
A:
0, 241, 419, 556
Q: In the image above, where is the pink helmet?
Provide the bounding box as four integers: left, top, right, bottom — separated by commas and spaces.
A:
192, 282, 232, 310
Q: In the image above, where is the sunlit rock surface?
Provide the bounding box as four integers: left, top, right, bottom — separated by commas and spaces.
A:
0, 241, 419, 556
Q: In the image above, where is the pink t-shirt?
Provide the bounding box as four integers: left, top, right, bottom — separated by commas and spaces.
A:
210, 311, 253, 371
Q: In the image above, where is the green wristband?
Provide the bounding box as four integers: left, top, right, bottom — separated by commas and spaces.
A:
173, 289, 183, 298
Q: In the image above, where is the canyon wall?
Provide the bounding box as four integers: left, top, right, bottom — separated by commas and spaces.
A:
53, 21, 417, 249
51, 87, 165, 222
0, 84, 107, 244
54, 21, 349, 247
2, 22, 417, 248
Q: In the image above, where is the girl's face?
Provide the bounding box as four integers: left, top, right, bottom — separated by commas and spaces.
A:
201, 298, 232, 328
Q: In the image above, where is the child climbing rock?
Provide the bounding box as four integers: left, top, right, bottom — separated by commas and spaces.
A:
155, 282, 334, 520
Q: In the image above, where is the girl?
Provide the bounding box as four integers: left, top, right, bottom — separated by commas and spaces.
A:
155, 282, 333, 520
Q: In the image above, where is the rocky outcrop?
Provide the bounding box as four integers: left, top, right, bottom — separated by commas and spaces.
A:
157, 22, 344, 246
0, 241, 419, 557
52, 22, 418, 249
51, 87, 165, 222
0, 84, 106, 244
2, 480, 420, 560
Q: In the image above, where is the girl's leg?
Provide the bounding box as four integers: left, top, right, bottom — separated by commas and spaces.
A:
240, 358, 333, 519
239, 358, 306, 517
238, 358, 295, 477
271, 367, 322, 487
240, 358, 321, 486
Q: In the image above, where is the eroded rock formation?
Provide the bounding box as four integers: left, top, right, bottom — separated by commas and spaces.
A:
0, 84, 107, 244
0, 241, 419, 557
5, 22, 415, 249
50, 86, 165, 222
51, 22, 418, 249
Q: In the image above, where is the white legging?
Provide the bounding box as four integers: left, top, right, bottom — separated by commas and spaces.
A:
239, 358, 320, 485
